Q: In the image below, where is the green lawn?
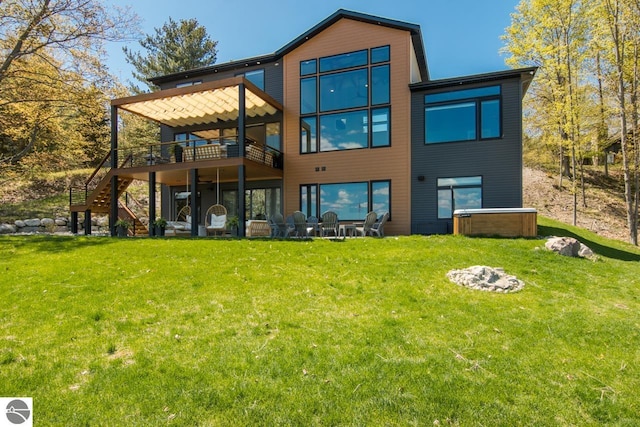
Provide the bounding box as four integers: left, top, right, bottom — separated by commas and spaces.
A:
1, 218, 639, 426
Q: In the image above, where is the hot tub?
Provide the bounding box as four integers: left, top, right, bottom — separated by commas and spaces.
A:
453, 208, 537, 237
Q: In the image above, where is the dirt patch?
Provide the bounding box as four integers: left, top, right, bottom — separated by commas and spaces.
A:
523, 167, 629, 242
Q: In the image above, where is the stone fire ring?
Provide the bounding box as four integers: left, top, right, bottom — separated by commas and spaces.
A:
447, 266, 525, 293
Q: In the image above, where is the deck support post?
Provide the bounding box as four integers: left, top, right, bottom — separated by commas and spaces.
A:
71, 211, 78, 234
84, 209, 92, 235
238, 165, 246, 238
110, 106, 118, 168
149, 172, 156, 236
110, 175, 118, 236
190, 168, 198, 237
237, 82, 246, 238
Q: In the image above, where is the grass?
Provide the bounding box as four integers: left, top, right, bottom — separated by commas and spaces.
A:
0, 219, 639, 425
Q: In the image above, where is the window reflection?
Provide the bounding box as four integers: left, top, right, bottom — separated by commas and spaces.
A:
300, 46, 391, 152
320, 182, 369, 220
320, 69, 368, 112
301, 117, 317, 153
320, 110, 368, 151
437, 176, 482, 219
319, 50, 368, 73
305, 180, 391, 221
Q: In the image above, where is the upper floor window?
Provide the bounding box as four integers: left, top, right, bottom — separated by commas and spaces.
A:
300, 46, 391, 153
176, 80, 202, 88
237, 69, 265, 90
425, 86, 501, 144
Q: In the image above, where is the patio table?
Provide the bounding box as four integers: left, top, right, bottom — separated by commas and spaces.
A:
339, 223, 358, 237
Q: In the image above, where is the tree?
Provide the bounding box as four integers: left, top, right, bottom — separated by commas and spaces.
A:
123, 17, 218, 92
0, 0, 138, 169
595, 0, 640, 244
0, 0, 137, 90
503, 0, 592, 226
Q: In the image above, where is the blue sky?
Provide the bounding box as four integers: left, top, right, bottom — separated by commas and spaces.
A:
106, 0, 521, 83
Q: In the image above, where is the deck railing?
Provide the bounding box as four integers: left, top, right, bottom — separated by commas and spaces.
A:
116, 138, 283, 170
69, 138, 283, 208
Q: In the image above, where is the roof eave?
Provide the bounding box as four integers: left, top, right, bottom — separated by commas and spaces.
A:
148, 53, 279, 86
410, 66, 538, 95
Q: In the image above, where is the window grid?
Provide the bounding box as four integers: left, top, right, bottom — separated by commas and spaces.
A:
300, 180, 391, 222
300, 46, 391, 154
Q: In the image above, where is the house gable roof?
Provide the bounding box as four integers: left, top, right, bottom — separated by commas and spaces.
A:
150, 9, 429, 85
275, 9, 429, 80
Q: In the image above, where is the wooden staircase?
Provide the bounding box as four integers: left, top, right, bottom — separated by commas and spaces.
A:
118, 202, 148, 236
69, 152, 148, 235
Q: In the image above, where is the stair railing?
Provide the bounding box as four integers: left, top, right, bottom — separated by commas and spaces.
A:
69, 151, 112, 206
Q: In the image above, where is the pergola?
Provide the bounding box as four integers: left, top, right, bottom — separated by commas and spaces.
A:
108, 76, 284, 237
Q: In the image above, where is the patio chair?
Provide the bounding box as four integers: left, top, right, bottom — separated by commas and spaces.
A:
370, 212, 389, 237
306, 216, 319, 236
270, 213, 291, 238
291, 211, 308, 237
320, 211, 339, 237
166, 205, 191, 235
247, 220, 271, 237
205, 204, 227, 236
355, 211, 378, 237
285, 215, 296, 236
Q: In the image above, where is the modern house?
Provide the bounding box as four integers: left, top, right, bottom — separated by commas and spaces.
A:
69, 9, 535, 237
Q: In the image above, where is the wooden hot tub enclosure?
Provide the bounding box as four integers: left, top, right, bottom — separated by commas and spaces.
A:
453, 208, 538, 238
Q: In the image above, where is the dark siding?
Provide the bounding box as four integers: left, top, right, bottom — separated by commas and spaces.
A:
158, 61, 283, 103
411, 77, 524, 234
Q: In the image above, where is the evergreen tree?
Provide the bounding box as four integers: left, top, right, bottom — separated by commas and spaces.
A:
123, 17, 218, 92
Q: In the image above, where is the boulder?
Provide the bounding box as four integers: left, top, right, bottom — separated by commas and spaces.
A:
55, 217, 68, 226
447, 266, 525, 293
24, 218, 41, 227
96, 216, 109, 227
545, 236, 593, 258
579, 243, 595, 258
14, 220, 26, 228
0, 223, 17, 234
41, 218, 55, 228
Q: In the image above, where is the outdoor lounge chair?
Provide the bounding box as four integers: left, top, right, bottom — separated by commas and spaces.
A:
306, 216, 319, 236
166, 205, 191, 235
291, 211, 308, 237
205, 204, 227, 236
320, 211, 339, 237
246, 220, 271, 237
270, 213, 291, 238
370, 212, 389, 237
355, 211, 378, 237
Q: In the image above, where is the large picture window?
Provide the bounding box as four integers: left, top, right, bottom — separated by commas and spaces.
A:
300, 180, 391, 221
425, 86, 501, 144
437, 176, 482, 219
300, 46, 391, 153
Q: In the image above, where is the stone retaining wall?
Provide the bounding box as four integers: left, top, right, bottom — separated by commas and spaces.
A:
0, 216, 114, 235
